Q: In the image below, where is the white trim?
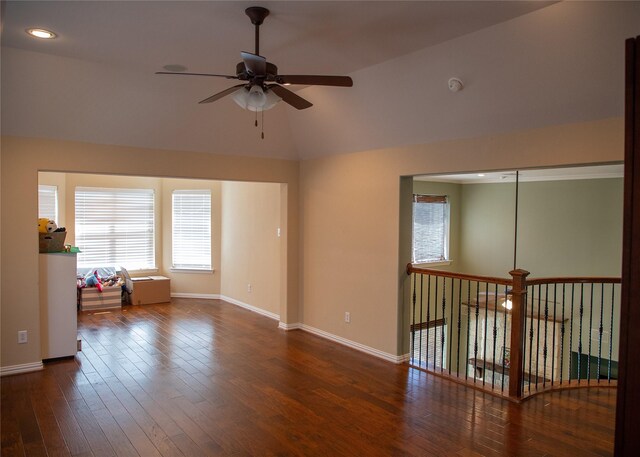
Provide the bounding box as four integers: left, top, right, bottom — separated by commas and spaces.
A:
397, 353, 411, 363
171, 293, 221, 300
300, 324, 406, 364
1, 361, 44, 377
278, 322, 302, 331
412, 260, 453, 268
218, 295, 280, 321
169, 297, 406, 364
169, 268, 215, 274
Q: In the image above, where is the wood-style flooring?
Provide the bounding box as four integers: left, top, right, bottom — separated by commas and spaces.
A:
2, 298, 616, 456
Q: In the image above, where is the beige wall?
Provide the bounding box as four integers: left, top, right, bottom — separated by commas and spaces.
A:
220, 181, 281, 316
1, 136, 299, 369
301, 118, 623, 357
0, 117, 624, 369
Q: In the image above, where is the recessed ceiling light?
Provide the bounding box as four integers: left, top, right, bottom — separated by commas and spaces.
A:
26, 28, 57, 39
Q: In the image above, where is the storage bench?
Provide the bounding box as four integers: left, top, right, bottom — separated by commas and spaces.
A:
79, 286, 122, 311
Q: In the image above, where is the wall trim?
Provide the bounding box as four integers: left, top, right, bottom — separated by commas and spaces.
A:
398, 353, 411, 363
278, 322, 302, 331
171, 293, 221, 300
1, 361, 44, 377
300, 324, 406, 364
218, 295, 280, 321
173, 297, 406, 364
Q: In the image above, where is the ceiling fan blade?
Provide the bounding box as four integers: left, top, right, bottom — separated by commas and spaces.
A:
268, 85, 312, 110
276, 75, 353, 87
198, 84, 246, 104
156, 71, 238, 79
241, 51, 267, 76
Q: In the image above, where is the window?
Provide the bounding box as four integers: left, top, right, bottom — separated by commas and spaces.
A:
38, 185, 58, 222
412, 194, 449, 264
411, 319, 447, 370
172, 190, 212, 271
75, 187, 155, 270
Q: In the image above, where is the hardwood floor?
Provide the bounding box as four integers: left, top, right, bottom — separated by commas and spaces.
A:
2, 299, 616, 456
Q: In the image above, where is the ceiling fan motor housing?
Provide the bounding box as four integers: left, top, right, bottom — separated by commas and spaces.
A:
236, 61, 278, 81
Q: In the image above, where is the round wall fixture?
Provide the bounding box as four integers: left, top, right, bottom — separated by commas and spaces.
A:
448, 77, 464, 92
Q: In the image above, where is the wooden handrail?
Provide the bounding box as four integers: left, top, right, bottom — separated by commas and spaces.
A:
406, 263, 512, 286
407, 264, 620, 286
526, 276, 621, 285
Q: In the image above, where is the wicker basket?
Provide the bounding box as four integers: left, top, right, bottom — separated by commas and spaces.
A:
39, 232, 67, 253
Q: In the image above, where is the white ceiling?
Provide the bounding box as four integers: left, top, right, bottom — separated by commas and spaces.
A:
0, 0, 555, 159
1, 1, 637, 160
1, 1, 553, 76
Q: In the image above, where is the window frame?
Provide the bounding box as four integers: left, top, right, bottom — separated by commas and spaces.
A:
75, 186, 156, 272
411, 194, 451, 265
171, 189, 213, 272
38, 184, 59, 223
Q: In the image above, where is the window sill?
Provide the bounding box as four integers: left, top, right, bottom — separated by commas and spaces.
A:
412, 260, 453, 268
170, 268, 215, 274
125, 268, 159, 275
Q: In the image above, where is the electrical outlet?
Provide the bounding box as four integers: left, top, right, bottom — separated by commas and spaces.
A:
18, 330, 28, 344
345, 312, 351, 323
247, 283, 252, 293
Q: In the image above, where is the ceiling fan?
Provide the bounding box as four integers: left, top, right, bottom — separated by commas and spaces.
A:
156, 6, 353, 112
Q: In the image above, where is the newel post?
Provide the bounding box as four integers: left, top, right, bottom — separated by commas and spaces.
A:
508, 269, 530, 399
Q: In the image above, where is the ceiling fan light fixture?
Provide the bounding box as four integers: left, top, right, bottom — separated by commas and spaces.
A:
232, 86, 281, 112
248, 85, 267, 108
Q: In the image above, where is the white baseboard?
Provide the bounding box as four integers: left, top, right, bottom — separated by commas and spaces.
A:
278, 322, 302, 331
397, 353, 411, 363
1, 361, 44, 377
171, 293, 221, 300
172, 295, 407, 364
218, 295, 280, 321
299, 324, 406, 364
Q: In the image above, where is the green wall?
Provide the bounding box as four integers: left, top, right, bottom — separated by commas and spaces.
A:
459, 178, 623, 278
409, 176, 623, 370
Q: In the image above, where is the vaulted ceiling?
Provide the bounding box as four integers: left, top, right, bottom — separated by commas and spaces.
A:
2, 1, 638, 159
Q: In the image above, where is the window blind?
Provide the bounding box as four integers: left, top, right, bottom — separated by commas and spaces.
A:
172, 190, 212, 270
38, 185, 58, 222
75, 187, 155, 270
412, 194, 449, 263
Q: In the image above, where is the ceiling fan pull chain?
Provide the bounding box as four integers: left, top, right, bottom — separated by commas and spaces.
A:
255, 110, 258, 127
261, 110, 265, 139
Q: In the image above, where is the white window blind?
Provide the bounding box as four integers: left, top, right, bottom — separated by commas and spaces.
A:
412, 194, 449, 263
172, 190, 212, 270
75, 187, 155, 270
412, 321, 447, 370
38, 185, 58, 222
